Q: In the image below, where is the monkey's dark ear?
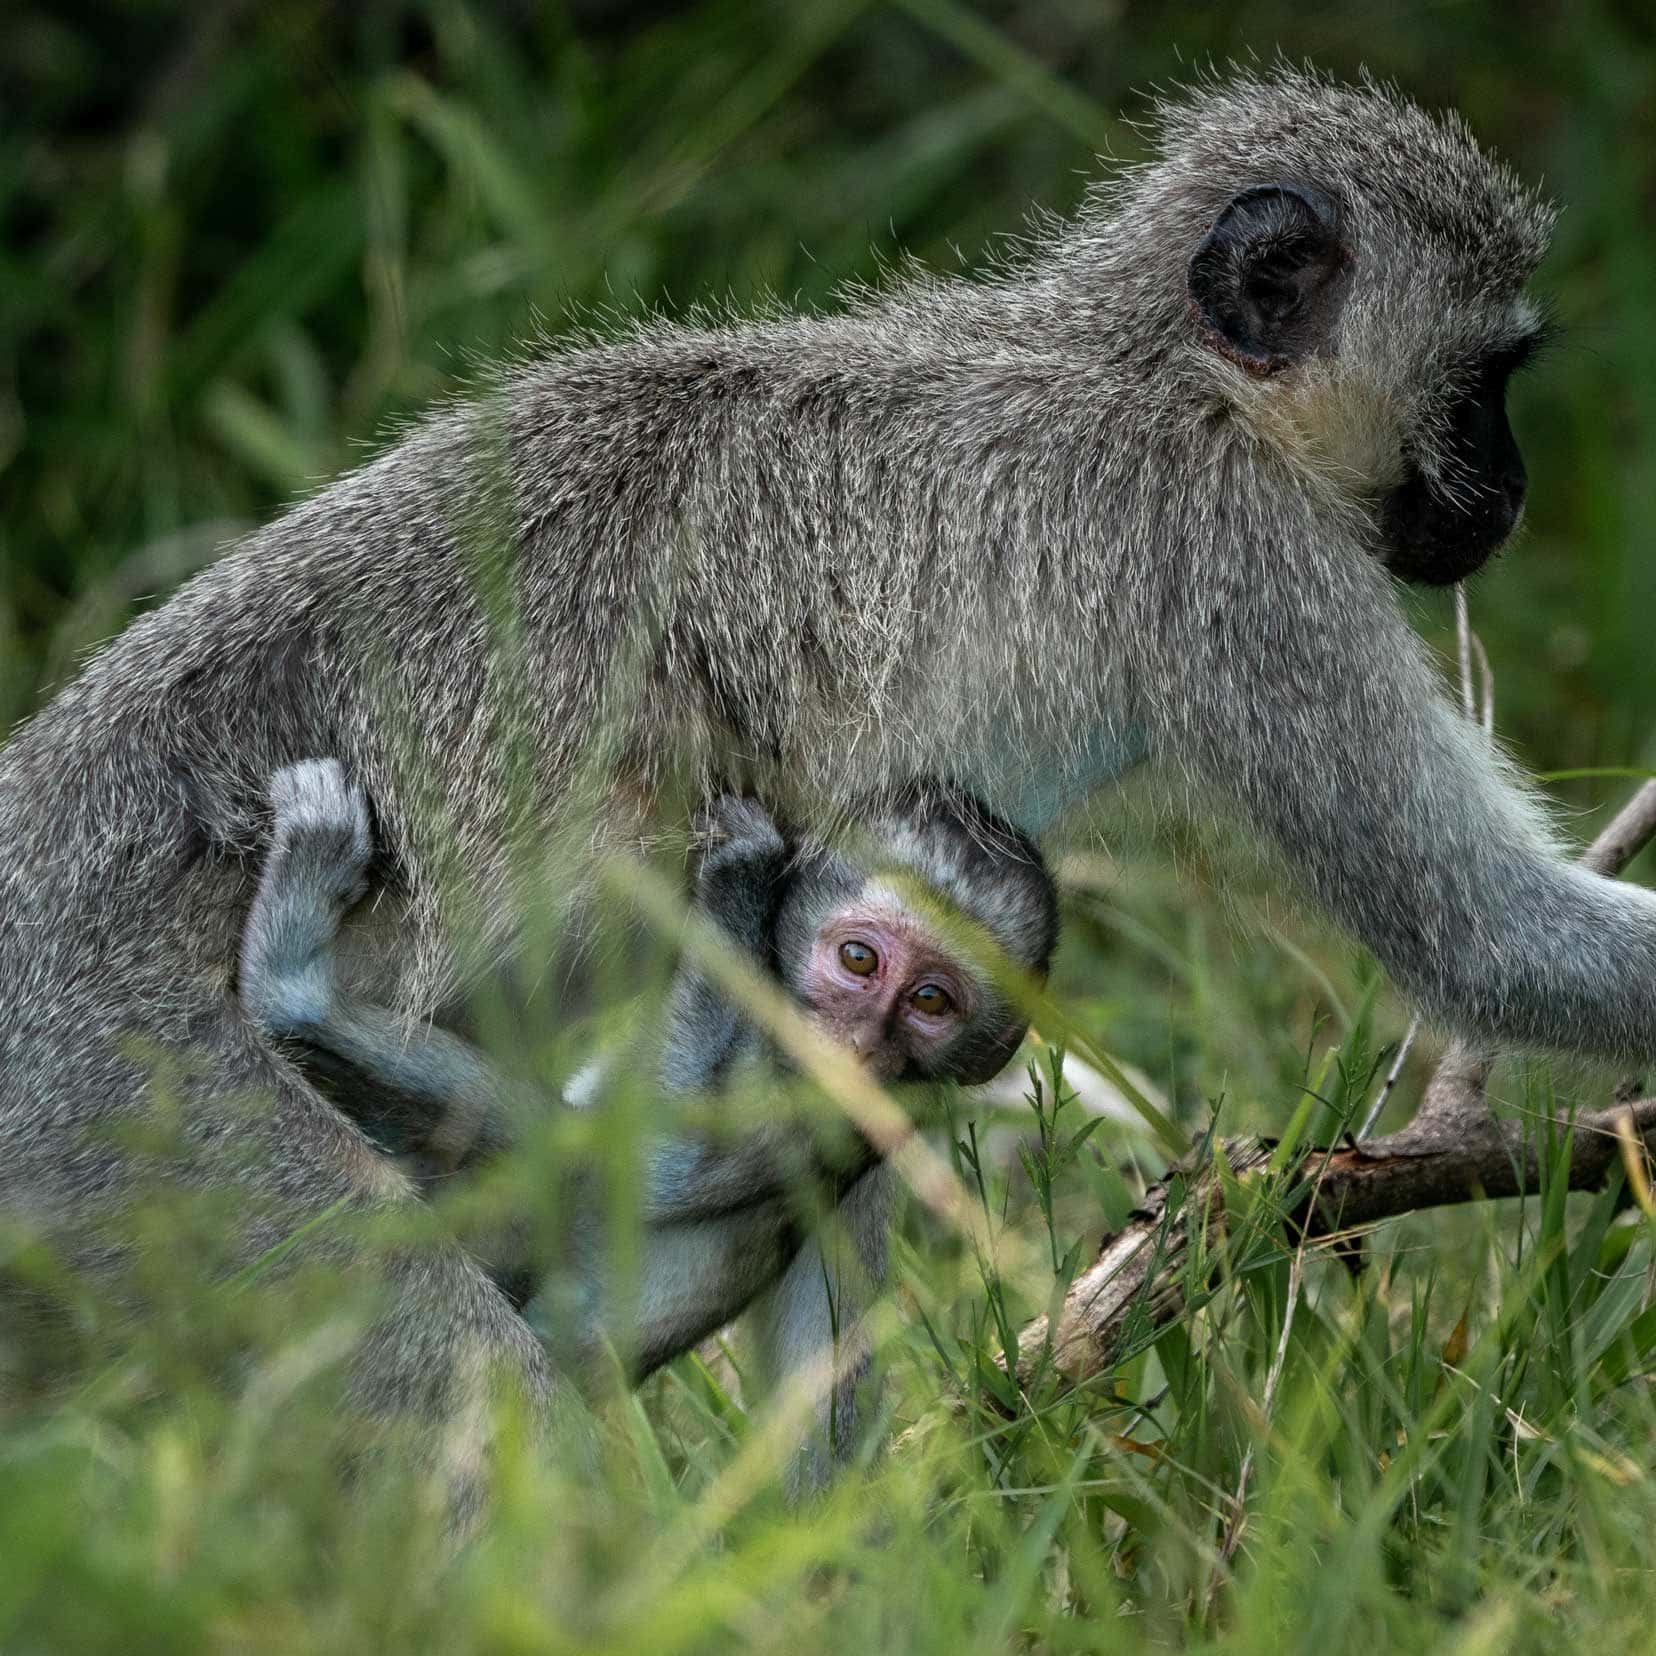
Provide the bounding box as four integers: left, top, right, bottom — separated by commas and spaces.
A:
1188, 184, 1349, 372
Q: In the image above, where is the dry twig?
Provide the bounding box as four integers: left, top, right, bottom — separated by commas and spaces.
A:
1007, 775, 1656, 1397
1010, 1093, 1656, 1396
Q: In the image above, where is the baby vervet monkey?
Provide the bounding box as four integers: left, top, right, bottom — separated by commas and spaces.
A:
239, 760, 1058, 1489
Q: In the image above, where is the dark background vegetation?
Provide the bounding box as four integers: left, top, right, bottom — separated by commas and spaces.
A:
8, 5, 1656, 1650
7, 0, 1656, 764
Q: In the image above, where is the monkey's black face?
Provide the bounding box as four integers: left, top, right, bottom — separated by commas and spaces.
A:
1378, 350, 1532, 587
1186, 183, 1546, 590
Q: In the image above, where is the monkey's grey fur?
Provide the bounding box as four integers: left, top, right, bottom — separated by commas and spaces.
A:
240, 763, 1055, 1490
2, 70, 1648, 1480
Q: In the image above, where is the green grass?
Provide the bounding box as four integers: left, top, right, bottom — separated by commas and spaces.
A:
7, 3, 1656, 1650
9, 1034, 1656, 1653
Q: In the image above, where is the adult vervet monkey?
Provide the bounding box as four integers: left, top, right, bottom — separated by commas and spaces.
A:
0, 71, 1643, 1474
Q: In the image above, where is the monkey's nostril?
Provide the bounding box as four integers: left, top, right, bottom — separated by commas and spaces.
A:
847, 1028, 880, 1061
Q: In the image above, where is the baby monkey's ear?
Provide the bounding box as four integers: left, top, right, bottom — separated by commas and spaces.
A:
1188, 183, 1351, 373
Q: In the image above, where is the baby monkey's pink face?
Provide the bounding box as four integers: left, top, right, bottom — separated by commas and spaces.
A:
800, 896, 999, 1084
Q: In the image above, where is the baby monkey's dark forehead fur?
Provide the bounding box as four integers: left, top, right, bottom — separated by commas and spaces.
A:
828, 782, 1060, 977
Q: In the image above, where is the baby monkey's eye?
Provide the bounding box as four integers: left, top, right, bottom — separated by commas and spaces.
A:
839, 940, 878, 976
909, 984, 953, 1016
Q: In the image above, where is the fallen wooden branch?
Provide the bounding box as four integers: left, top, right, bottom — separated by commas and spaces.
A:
1011, 776, 1656, 1396
1014, 1096, 1656, 1392
1581, 779, 1656, 880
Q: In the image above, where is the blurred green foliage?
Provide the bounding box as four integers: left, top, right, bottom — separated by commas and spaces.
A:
8, 4, 1656, 1650
6, 0, 1656, 769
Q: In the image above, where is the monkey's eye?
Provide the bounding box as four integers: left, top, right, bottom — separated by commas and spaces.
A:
839, 940, 879, 976
909, 984, 953, 1016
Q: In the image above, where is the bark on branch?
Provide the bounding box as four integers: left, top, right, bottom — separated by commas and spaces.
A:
1581, 779, 1656, 880
1011, 778, 1656, 1396
1015, 1097, 1656, 1392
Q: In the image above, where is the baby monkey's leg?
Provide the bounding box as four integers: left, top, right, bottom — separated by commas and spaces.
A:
240, 759, 527, 1171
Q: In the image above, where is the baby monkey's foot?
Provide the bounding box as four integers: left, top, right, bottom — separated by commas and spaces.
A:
241, 760, 373, 1034
266, 759, 373, 911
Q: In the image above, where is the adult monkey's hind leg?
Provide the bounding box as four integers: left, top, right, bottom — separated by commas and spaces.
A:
204, 1031, 560, 1522
226, 768, 557, 1514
